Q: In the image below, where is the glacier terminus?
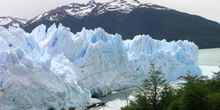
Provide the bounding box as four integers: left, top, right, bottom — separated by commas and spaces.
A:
0, 24, 201, 109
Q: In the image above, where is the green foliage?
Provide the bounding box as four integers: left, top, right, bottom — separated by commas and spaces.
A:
141, 63, 167, 110
179, 75, 209, 110
207, 67, 220, 110
210, 67, 220, 92
122, 63, 220, 110
121, 95, 150, 110
168, 68, 220, 110
122, 62, 172, 110
207, 93, 220, 110
168, 99, 183, 110
159, 84, 176, 110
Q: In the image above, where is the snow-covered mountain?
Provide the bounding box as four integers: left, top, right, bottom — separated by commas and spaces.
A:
0, 16, 27, 28
26, 0, 169, 24
1, 0, 220, 48
23, 0, 220, 49
0, 24, 201, 109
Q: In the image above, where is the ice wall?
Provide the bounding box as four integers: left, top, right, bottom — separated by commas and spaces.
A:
0, 26, 91, 110
0, 24, 201, 109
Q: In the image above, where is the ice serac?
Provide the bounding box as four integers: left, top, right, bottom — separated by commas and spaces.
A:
0, 26, 91, 110
32, 24, 200, 92
0, 24, 201, 109
124, 35, 201, 81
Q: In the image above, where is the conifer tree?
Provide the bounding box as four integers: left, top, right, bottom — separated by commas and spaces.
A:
122, 62, 171, 110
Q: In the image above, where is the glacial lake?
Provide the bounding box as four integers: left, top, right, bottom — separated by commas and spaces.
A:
90, 48, 220, 110
198, 48, 220, 66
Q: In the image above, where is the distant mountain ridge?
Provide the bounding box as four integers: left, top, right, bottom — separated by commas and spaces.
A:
1, 0, 220, 48
0, 16, 27, 28
25, 0, 169, 25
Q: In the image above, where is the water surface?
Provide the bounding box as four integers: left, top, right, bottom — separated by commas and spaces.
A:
198, 48, 220, 66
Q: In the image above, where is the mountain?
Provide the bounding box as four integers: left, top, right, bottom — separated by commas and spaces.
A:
0, 16, 27, 28
22, 0, 220, 48
0, 0, 219, 48
25, 0, 168, 24
0, 24, 200, 109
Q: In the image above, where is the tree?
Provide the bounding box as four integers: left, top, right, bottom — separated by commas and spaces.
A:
159, 84, 176, 110
207, 66, 220, 110
178, 74, 209, 110
210, 66, 220, 92
122, 62, 172, 110
207, 93, 220, 110
122, 64, 220, 110
122, 94, 150, 110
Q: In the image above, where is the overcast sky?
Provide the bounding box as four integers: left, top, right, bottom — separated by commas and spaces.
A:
0, 0, 219, 22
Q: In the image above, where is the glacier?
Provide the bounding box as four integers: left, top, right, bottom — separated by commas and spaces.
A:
0, 24, 201, 109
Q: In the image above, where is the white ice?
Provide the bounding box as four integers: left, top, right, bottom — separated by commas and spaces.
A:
0, 24, 201, 109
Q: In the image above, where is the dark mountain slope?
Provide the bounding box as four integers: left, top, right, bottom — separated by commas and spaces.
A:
24, 7, 220, 48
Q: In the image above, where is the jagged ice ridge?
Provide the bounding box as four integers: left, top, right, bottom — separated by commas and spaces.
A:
0, 24, 201, 109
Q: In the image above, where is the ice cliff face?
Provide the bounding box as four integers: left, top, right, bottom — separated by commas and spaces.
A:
0, 24, 201, 109
0, 26, 91, 110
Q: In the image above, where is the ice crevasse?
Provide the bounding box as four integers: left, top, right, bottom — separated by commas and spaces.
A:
0, 24, 201, 109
